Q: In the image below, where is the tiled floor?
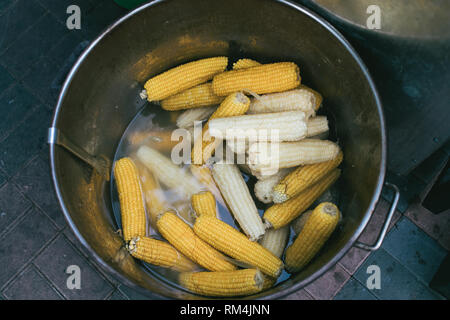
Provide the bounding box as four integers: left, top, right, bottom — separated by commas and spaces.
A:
0, 0, 448, 300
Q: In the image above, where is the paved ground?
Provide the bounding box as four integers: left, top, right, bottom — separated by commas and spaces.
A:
0, 0, 448, 300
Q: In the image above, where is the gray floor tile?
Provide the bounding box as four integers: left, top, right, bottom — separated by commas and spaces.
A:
46, 32, 87, 72
62, 227, 89, 256
0, 13, 67, 78
0, 106, 51, 177
382, 216, 447, 283
22, 57, 65, 107
108, 288, 128, 300
37, 0, 96, 24
62, 227, 121, 287
338, 247, 371, 276
405, 202, 450, 251
305, 263, 351, 300
80, 0, 127, 40
0, 182, 32, 233
354, 248, 443, 300
119, 284, 156, 300
3, 265, 63, 300
12, 152, 67, 229
0, 0, 46, 53
22, 35, 89, 108
0, 64, 14, 95
0, 208, 57, 288
0, 83, 39, 141
34, 234, 114, 300
333, 277, 377, 300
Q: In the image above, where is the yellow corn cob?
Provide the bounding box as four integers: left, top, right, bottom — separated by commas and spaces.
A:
212, 163, 265, 241
156, 212, 236, 272
179, 269, 264, 297
232, 59, 261, 70
247, 88, 319, 119
193, 216, 284, 278
189, 164, 225, 208
261, 276, 277, 291
306, 116, 329, 137
208, 111, 307, 142
285, 202, 340, 272
192, 92, 250, 165
259, 226, 290, 258
127, 236, 197, 272
299, 85, 323, 111
212, 62, 301, 96
136, 145, 203, 198
114, 158, 147, 242
191, 191, 217, 217
254, 168, 294, 204
144, 57, 228, 101
273, 150, 343, 203
248, 139, 340, 172
264, 169, 341, 229
291, 210, 313, 235
176, 106, 216, 128
134, 159, 167, 229
161, 83, 225, 111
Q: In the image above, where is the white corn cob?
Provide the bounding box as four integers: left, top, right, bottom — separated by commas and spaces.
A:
291, 210, 313, 235
237, 163, 279, 180
299, 85, 323, 110
176, 106, 216, 128
208, 111, 307, 142
306, 116, 329, 137
211, 163, 265, 241
247, 88, 319, 119
248, 139, 340, 172
254, 168, 294, 204
226, 138, 248, 155
259, 226, 290, 258
136, 146, 203, 198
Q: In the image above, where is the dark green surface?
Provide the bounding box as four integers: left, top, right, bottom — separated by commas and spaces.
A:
334, 278, 377, 300
430, 253, 450, 299
382, 217, 447, 284
113, 0, 146, 9
354, 248, 443, 300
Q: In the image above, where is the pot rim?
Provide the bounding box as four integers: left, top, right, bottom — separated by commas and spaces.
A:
49, 0, 386, 300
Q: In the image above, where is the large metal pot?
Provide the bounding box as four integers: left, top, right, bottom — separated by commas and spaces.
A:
49, 0, 399, 299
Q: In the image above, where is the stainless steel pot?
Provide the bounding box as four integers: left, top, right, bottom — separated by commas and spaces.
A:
49, 0, 399, 299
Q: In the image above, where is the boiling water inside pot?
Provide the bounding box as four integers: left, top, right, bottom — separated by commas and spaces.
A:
110, 100, 341, 294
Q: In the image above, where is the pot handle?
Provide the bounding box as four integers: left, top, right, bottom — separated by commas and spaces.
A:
354, 182, 400, 251
48, 127, 111, 181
